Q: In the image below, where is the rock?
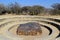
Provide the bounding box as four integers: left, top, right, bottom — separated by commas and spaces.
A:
17, 22, 42, 36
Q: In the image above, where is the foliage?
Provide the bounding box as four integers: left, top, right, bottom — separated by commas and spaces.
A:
51, 3, 60, 15
0, 2, 60, 15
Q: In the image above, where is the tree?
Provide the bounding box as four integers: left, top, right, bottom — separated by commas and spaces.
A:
21, 5, 44, 15
21, 6, 32, 15
52, 3, 60, 10
0, 4, 6, 15
9, 2, 21, 14
51, 3, 60, 15
31, 5, 44, 15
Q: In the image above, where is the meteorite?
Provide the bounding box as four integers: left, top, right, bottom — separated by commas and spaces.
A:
17, 22, 42, 36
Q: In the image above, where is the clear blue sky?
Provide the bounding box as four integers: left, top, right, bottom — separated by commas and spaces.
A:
0, 0, 60, 8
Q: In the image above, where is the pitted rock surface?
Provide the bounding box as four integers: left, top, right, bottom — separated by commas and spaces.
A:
17, 22, 42, 36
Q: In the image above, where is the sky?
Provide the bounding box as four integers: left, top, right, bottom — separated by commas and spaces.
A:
0, 0, 60, 8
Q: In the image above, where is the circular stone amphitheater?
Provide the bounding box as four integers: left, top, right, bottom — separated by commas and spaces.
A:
0, 15, 60, 40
